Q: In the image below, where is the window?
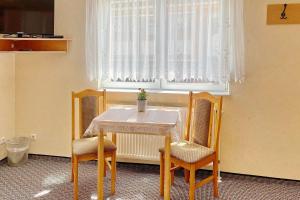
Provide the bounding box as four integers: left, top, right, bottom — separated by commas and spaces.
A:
86, 0, 244, 94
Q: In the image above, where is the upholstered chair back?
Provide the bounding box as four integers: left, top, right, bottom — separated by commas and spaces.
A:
81, 96, 99, 137
191, 99, 212, 147
185, 92, 222, 151
72, 89, 106, 140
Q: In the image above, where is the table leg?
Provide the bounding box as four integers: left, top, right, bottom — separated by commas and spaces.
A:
112, 132, 117, 145
97, 131, 105, 200
164, 135, 171, 200
111, 132, 117, 194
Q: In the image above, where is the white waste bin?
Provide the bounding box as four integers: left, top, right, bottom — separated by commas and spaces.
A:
5, 137, 31, 166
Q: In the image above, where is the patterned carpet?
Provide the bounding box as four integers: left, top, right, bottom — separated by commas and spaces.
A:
0, 155, 300, 200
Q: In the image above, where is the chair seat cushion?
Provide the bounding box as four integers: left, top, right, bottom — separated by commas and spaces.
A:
73, 137, 116, 155
159, 140, 214, 163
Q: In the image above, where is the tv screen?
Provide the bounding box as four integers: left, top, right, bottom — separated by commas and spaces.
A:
0, 0, 54, 35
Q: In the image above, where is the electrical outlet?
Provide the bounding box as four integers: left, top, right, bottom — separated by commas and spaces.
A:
31, 134, 37, 141
0, 137, 5, 145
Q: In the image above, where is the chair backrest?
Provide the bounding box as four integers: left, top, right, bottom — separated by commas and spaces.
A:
185, 92, 223, 153
72, 89, 106, 140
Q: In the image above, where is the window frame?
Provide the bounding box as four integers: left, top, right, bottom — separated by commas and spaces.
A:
101, 79, 230, 95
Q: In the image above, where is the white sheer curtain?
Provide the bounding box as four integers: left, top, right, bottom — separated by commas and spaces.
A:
229, 0, 245, 82
85, 0, 100, 82
165, 0, 223, 83
86, 0, 245, 86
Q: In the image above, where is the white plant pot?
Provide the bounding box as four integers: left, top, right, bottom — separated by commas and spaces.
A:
137, 100, 147, 112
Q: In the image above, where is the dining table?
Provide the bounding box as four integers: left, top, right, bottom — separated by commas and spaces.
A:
85, 106, 180, 200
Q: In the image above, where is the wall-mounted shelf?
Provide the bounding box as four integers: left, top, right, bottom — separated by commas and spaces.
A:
0, 38, 71, 53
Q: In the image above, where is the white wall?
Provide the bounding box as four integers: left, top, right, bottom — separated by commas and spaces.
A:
0, 54, 15, 160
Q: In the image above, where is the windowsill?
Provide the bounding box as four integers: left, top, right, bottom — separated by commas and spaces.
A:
105, 88, 230, 96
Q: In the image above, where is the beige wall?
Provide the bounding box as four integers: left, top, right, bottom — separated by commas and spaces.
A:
224, 0, 300, 180
0, 54, 15, 160
11, 0, 300, 181
15, 0, 94, 157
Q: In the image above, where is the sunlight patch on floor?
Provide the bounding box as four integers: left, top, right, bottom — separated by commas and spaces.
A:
43, 174, 68, 187
34, 189, 51, 198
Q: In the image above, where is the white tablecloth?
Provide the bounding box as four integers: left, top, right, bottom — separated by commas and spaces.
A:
85, 107, 181, 138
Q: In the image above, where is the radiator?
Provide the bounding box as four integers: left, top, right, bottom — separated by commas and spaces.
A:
107, 105, 187, 164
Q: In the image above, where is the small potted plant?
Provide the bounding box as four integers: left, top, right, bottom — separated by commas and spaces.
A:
137, 88, 147, 112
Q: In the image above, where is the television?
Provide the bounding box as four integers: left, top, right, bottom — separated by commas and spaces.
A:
0, 0, 54, 35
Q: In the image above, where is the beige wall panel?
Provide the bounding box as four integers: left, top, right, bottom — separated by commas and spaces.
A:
0, 53, 15, 160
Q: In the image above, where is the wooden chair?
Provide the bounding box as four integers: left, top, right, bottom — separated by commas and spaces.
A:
71, 89, 117, 200
159, 92, 223, 200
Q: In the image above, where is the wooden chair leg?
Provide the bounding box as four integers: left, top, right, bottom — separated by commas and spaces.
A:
71, 154, 74, 182
111, 151, 117, 195
171, 163, 175, 185
73, 155, 79, 200
104, 159, 107, 177
184, 169, 190, 183
159, 152, 165, 196
213, 157, 219, 198
189, 165, 196, 200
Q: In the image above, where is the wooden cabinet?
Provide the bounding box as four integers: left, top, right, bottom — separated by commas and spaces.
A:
0, 38, 70, 53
